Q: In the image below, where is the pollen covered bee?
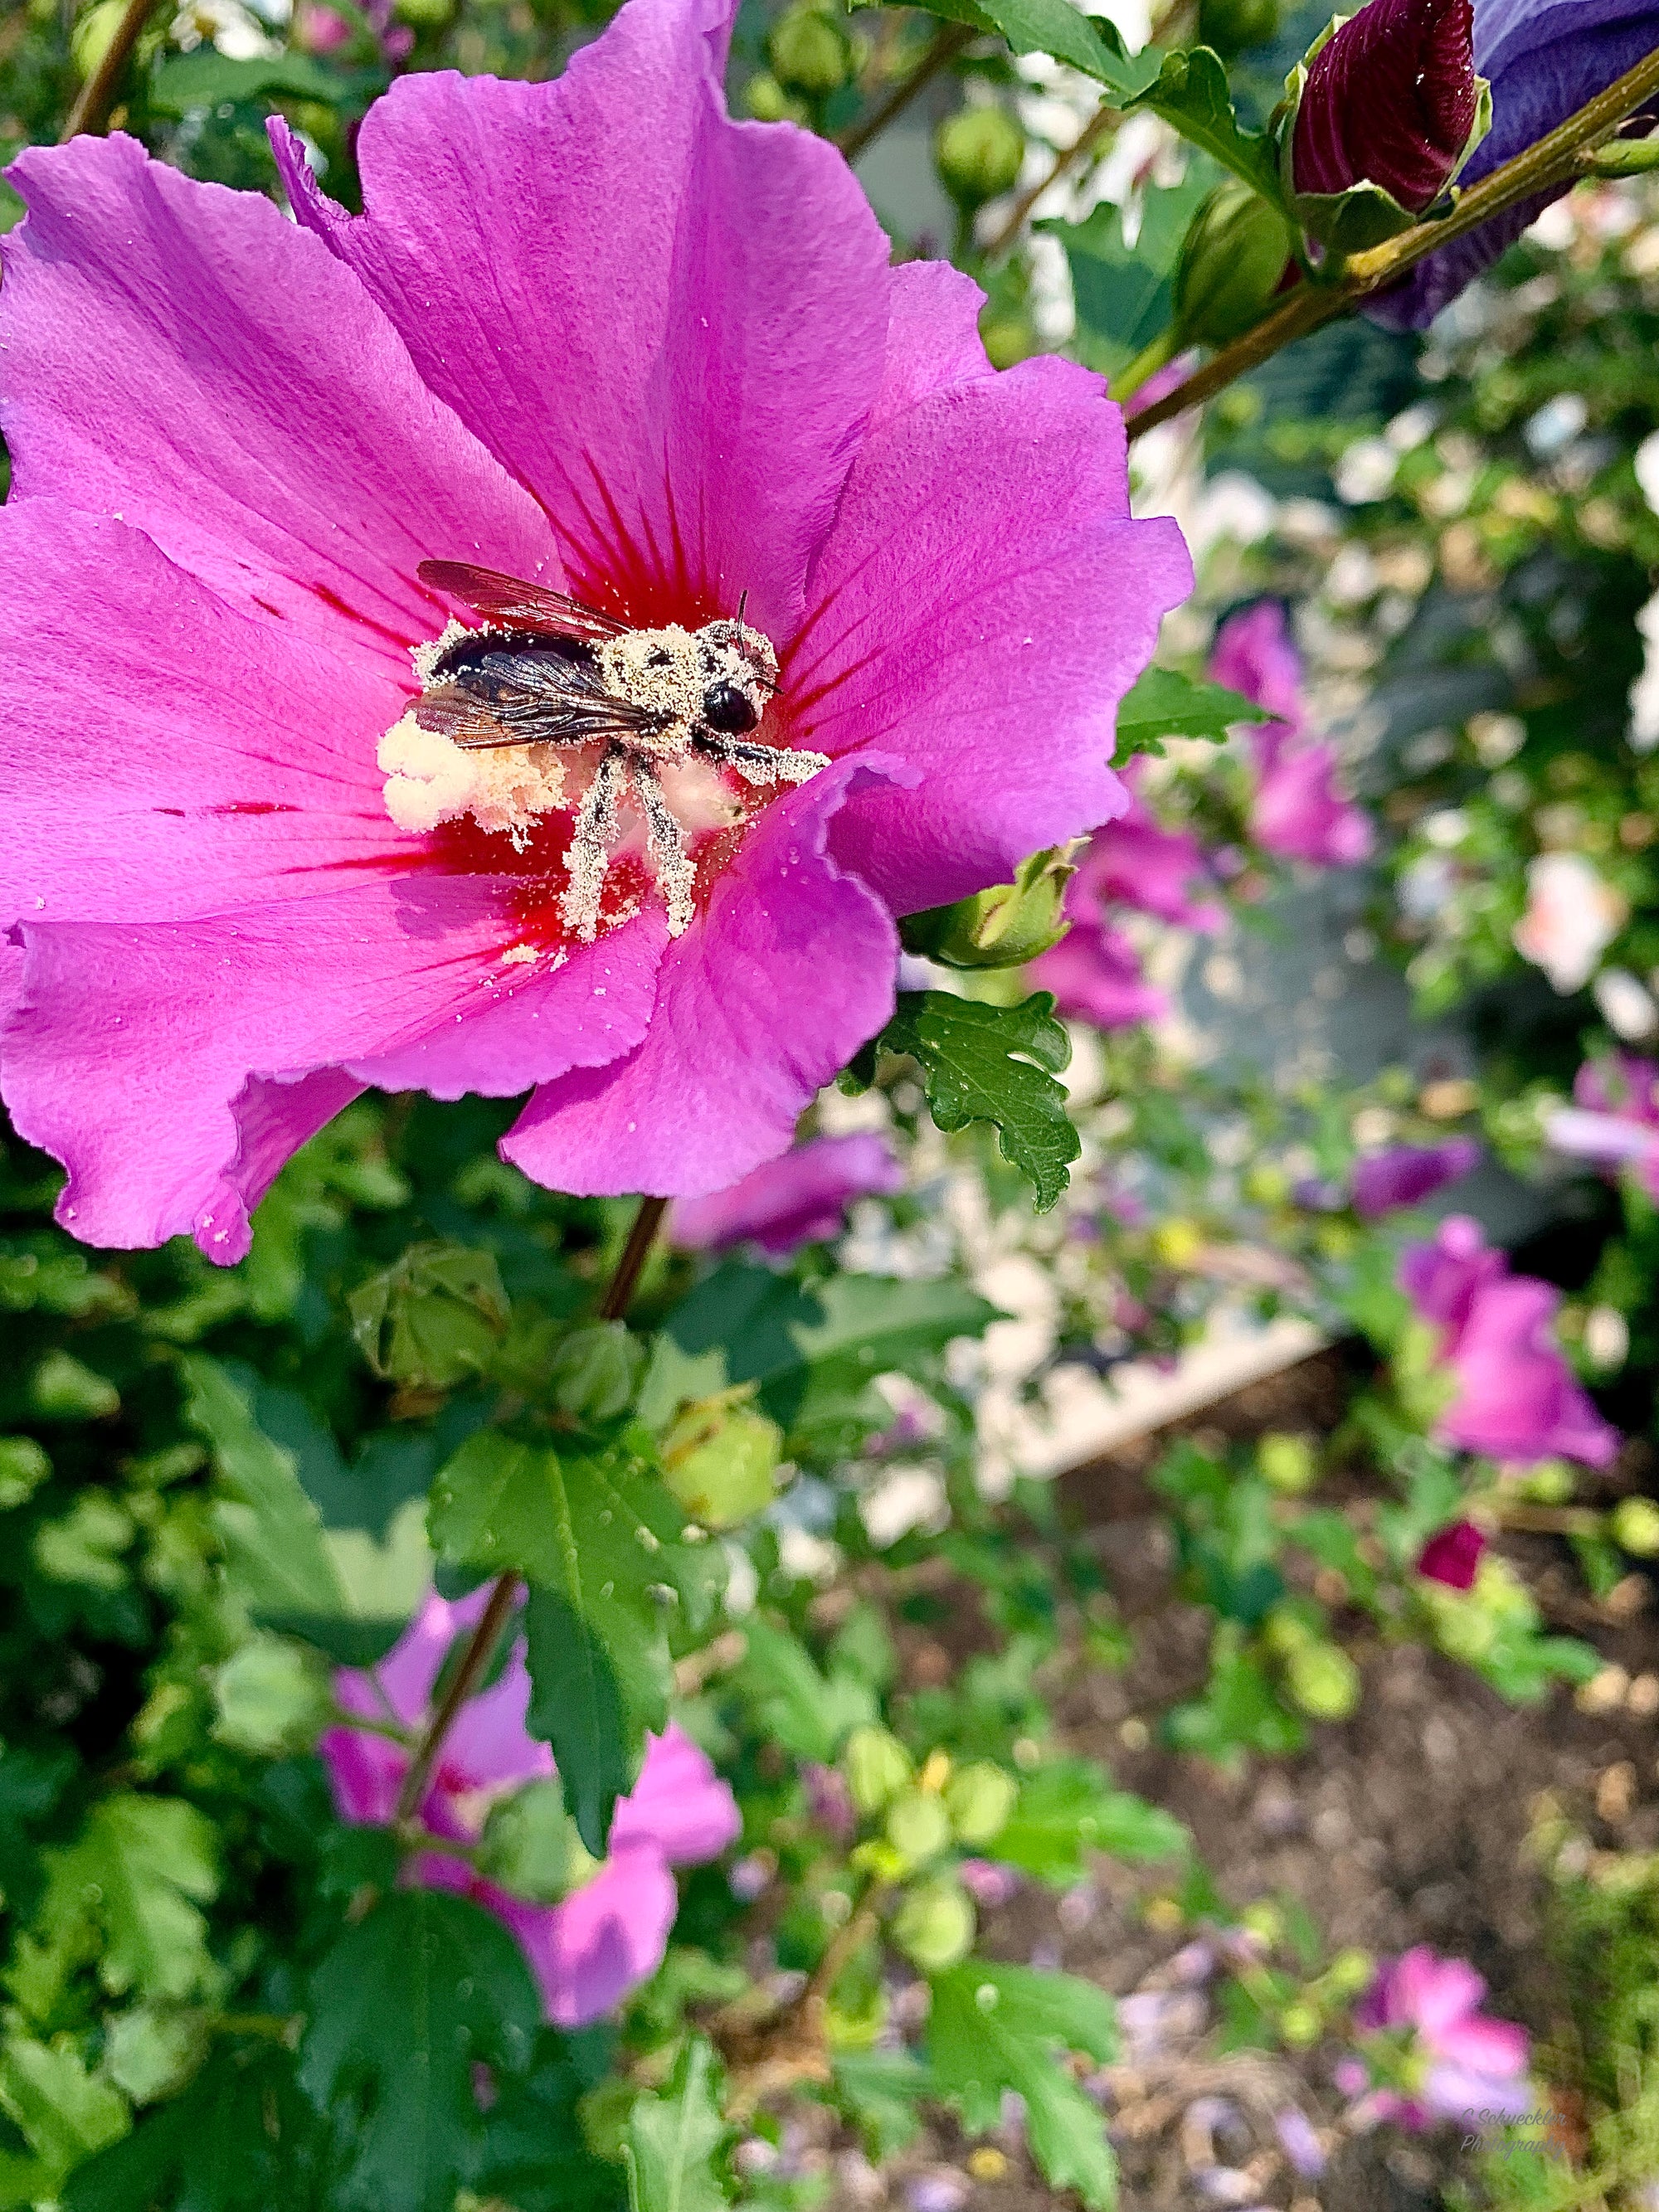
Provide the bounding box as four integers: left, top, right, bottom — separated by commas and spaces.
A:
379, 560, 829, 942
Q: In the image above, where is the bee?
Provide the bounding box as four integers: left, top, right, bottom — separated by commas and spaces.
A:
406, 560, 829, 941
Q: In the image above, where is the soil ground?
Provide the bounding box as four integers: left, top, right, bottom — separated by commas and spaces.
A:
798, 1348, 1659, 2212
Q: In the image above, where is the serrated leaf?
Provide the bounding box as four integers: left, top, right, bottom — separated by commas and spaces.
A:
928, 1962, 1117, 2207
0, 2037, 128, 2195
149, 47, 368, 115
994, 1762, 1188, 1887
348, 1243, 509, 1391
64, 2046, 325, 2212
876, 992, 1078, 1211
1114, 666, 1272, 762
623, 2037, 728, 2212
298, 1890, 538, 2212
472, 2031, 625, 2212
732, 1620, 877, 1763
523, 1588, 631, 1857
1128, 46, 1280, 201
33, 1797, 221, 2010
897, 0, 1160, 87
1048, 169, 1214, 376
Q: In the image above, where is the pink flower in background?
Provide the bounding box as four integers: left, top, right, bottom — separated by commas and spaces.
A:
1207, 603, 1373, 868
669, 1132, 902, 1257
1512, 853, 1625, 994
1354, 1947, 1531, 2128
1072, 764, 1224, 931
0, 0, 1190, 1264
1029, 910, 1166, 1029
1415, 1519, 1486, 1590
323, 1589, 740, 2026
1399, 1217, 1618, 1469
1352, 1137, 1481, 1218
1546, 1055, 1659, 1198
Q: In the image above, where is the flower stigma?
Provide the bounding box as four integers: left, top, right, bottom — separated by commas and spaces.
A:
378, 608, 829, 945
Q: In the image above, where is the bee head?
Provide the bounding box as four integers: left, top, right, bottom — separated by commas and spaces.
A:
696, 616, 778, 736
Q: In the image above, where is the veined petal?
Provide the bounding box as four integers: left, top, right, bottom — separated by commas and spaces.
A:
501, 756, 906, 1198
0, 132, 554, 675
270, 0, 890, 639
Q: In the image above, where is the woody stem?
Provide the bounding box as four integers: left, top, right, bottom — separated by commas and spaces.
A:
60, 0, 158, 139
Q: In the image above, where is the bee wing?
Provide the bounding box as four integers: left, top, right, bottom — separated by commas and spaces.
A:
414, 669, 664, 752
417, 559, 631, 643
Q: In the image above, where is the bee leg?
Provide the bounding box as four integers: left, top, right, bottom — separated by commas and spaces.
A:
559, 745, 626, 944
634, 760, 698, 938
693, 734, 831, 785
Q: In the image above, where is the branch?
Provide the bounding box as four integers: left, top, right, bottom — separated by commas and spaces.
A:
1126, 39, 1659, 442
984, 101, 1117, 258
60, 0, 158, 139
837, 22, 975, 165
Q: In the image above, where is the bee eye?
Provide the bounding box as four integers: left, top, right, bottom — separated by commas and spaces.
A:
702, 680, 759, 734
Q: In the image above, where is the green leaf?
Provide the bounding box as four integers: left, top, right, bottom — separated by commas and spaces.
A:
0, 2036, 127, 2197
899, 0, 1160, 90
64, 2047, 325, 2212
732, 1619, 878, 1763
35, 1797, 221, 2009
523, 1588, 631, 1857
349, 1242, 510, 1391
994, 1762, 1188, 1887
1127, 46, 1280, 201
874, 991, 1078, 1212
929, 1962, 1118, 2207
148, 47, 367, 115
1048, 168, 1214, 377
623, 2037, 728, 2212
298, 1890, 539, 2212
1113, 666, 1272, 763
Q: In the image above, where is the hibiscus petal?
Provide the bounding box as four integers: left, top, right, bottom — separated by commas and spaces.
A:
0, 133, 553, 675
441, 1649, 557, 1797
1, 882, 657, 1260
498, 1850, 679, 2027
609, 1723, 742, 1864
871, 260, 993, 431
500, 756, 905, 1198
791, 356, 1192, 913
270, 0, 890, 639
0, 503, 411, 929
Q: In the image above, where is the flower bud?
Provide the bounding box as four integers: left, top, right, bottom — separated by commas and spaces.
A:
767, 6, 854, 98
843, 1724, 913, 1816
1613, 1496, 1659, 1558
1172, 181, 1296, 349
1285, 1641, 1361, 1720
901, 848, 1074, 971
661, 1392, 783, 1529
885, 1787, 953, 1867
893, 1877, 977, 1972
1288, 0, 1483, 217
1199, 0, 1279, 54
210, 1635, 331, 1756
944, 1762, 1018, 1847
348, 1242, 509, 1391
549, 1320, 643, 1423
935, 108, 1025, 212
743, 74, 810, 125
1258, 1432, 1317, 1494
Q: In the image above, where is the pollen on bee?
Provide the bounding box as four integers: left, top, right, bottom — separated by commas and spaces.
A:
377, 712, 567, 843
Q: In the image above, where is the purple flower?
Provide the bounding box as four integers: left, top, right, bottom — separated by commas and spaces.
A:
958, 1858, 1023, 1908
1207, 605, 1373, 869
1546, 1055, 1659, 1199
802, 1762, 857, 1842
1351, 1137, 1482, 1218
1415, 1518, 1487, 1588
1072, 766, 1224, 931
1370, 0, 1659, 330
1272, 2107, 1327, 2178
1291, 0, 1481, 213
0, 0, 1190, 1265
1355, 1947, 1531, 2128
322, 1589, 740, 2026
1029, 911, 1166, 1029
668, 1132, 902, 1257
1398, 1217, 1619, 1468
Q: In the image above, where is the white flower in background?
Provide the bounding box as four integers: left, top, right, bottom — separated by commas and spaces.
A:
1513, 852, 1627, 993
1634, 427, 1659, 513
1593, 967, 1659, 1042
1629, 587, 1659, 752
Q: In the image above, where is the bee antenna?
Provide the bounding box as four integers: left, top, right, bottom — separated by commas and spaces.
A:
736, 587, 749, 631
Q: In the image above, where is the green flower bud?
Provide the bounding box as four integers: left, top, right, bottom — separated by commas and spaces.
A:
31, 1349, 119, 1422
348, 1242, 509, 1391
477, 1780, 574, 1903
743, 72, 811, 124
1172, 179, 1296, 348
893, 1877, 976, 1971
0, 1437, 51, 1510
548, 1320, 643, 1424
211, 1636, 331, 1756
844, 1724, 913, 1816
1285, 1641, 1361, 1721
980, 317, 1034, 371
885, 1787, 952, 1866
767, 6, 854, 97
1613, 1497, 1659, 1558
1321, 1946, 1375, 2001
661, 1393, 783, 1529
1198, 0, 1278, 53
935, 107, 1025, 211
1262, 1605, 1317, 1658
944, 1762, 1018, 1846
1279, 2000, 1321, 2048
901, 848, 1075, 971
71, 0, 129, 79
1258, 1432, 1317, 1495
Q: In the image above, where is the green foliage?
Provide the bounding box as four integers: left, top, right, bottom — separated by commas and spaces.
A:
994, 1760, 1188, 1884
1052, 171, 1214, 380
348, 1243, 510, 1391
1127, 46, 1282, 199
1113, 665, 1272, 764
623, 2037, 729, 2212
895, 0, 1159, 90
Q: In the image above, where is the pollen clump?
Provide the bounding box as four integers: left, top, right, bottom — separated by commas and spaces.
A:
378, 713, 567, 843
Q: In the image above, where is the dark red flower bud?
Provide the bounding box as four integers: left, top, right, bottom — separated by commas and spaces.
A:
1415, 1519, 1486, 1591
1291, 0, 1479, 213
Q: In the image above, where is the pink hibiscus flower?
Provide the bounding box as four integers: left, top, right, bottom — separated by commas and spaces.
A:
668, 1131, 902, 1256
1029, 911, 1166, 1030
1398, 1217, 1619, 1470
1351, 1137, 1481, 1219
0, 0, 1189, 1264
1069, 763, 1224, 932
1353, 1947, 1531, 2129
1207, 603, 1373, 868
322, 1587, 740, 2026
1546, 1055, 1659, 1200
